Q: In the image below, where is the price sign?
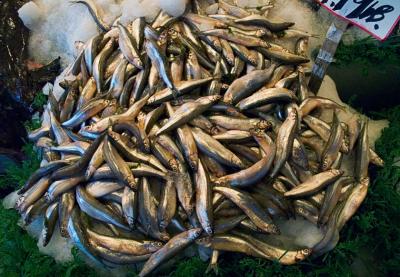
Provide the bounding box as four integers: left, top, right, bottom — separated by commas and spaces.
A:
317, 0, 400, 41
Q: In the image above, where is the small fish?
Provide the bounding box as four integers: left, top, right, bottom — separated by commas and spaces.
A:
118, 23, 143, 69
145, 39, 179, 98
139, 228, 202, 277
213, 186, 279, 234
284, 169, 343, 198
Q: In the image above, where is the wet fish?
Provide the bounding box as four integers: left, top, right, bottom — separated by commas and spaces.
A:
213, 186, 279, 234
139, 228, 202, 277
284, 169, 343, 198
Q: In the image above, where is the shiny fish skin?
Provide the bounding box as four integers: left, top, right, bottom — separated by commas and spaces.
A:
215, 133, 275, 188
108, 131, 167, 172
233, 231, 312, 265
284, 169, 343, 198
114, 122, 150, 153
103, 136, 137, 190
158, 178, 177, 231
77, 77, 97, 110
60, 84, 79, 123
337, 177, 370, 230
145, 39, 178, 97
157, 95, 220, 135
46, 175, 85, 203
132, 17, 145, 50
85, 141, 104, 180
67, 208, 103, 266
209, 115, 271, 132
237, 87, 297, 111
86, 228, 162, 256
320, 113, 344, 171
62, 99, 109, 128
92, 39, 116, 94
82, 94, 150, 134
166, 103, 199, 170
318, 177, 353, 225
118, 23, 143, 69
108, 58, 128, 99
138, 177, 170, 241
147, 77, 213, 104
195, 160, 213, 235
256, 46, 310, 64
192, 127, 245, 169
76, 185, 129, 230
213, 215, 247, 234
59, 191, 75, 238
219, 0, 250, 17
223, 66, 276, 104
19, 160, 71, 195
213, 186, 279, 234
202, 29, 269, 48
196, 234, 269, 260
84, 34, 103, 75
234, 14, 294, 32
90, 242, 151, 265
212, 130, 252, 143
17, 176, 51, 212
299, 97, 344, 119
139, 228, 202, 277
28, 126, 50, 142
42, 202, 58, 247
50, 133, 105, 181
270, 107, 298, 178
150, 124, 185, 163
85, 180, 123, 198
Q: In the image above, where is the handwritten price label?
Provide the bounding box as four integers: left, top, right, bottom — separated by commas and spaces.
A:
317, 0, 400, 40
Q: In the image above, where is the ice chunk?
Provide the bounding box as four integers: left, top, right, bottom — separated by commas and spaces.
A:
157, 0, 187, 17
18, 2, 43, 30
120, 0, 160, 24
42, 83, 53, 96
2, 191, 20, 209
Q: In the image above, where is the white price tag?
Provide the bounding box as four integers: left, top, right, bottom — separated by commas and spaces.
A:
317, 0, 400, 40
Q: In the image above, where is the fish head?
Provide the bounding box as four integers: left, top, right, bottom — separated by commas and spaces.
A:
195, 236, 208, 245
134, 58, 143, 69
159, 231, 170, 242
287, 108, 298, 120
59, 225, 70, 238
169, 159, 179, 172
331, 169, 344, 176
188, 155, 198, 171
204, 226, 213, 235
148, 241, 164, 251
257, 120, 272, 130
126, 176, 137, 190
210, 126, 220, 135
320, 157, 334, 171
296, 248, 312, 261
190, 228, 204, 239
256, 30, 266, 37
167, 28, 179, 39
142, 139, 151, 153
107, 129, 121, 141
209, 95, 222, 102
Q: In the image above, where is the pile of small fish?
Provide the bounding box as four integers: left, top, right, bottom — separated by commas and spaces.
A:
17, 0, 384, 275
